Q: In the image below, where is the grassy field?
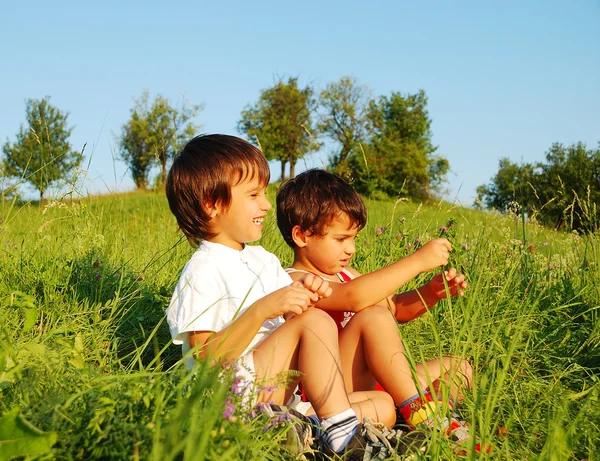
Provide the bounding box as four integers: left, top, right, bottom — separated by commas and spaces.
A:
0, 189, 598, 460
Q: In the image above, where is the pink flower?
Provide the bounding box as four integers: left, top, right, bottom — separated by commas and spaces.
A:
462, 244, 468, 251
223, 397, 236, 421
375, 226, 387, 236
407, 242, 412, 249
230, 379, 243, 395
94, 273, 101, 281
114, 273, 120, 280
439, 226, 447, 234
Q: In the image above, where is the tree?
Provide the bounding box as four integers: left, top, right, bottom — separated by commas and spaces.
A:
318, 76, 370, 176
119, 90, 201, 189
347, 90, 448, 201
476, 158, 536, 213
535, 142, 600, 230
477, 143, 600, 231
238, 77, 318, 181
2, 97, 82, 204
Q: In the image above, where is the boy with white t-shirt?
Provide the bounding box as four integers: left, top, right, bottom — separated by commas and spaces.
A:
165, 134, 412, 458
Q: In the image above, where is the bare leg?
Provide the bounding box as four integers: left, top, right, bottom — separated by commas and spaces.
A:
415, 356, 473, 404
301, 390, 396, 428
339, 305, 419, 404
253, 307, 395, 423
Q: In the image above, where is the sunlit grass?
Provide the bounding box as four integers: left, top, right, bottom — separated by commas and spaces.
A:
0, 189, 598, 460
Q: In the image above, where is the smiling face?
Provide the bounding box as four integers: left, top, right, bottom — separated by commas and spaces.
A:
208, 175, 272, 250
295, 212, 360, 276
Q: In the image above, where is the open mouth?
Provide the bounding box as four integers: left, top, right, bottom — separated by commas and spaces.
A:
253, 218, 264, 225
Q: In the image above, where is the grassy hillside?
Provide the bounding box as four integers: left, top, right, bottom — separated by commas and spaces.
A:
0, 190, 598, 460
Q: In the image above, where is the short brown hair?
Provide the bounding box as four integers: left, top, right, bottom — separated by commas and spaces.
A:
276, 169, 367, 248
166, 134, 270, 246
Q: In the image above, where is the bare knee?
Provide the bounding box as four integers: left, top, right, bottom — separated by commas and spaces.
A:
445, 355, 473, 389
294, 307, 338, 337
458, 359, 473, 389
350, 304, 395, 327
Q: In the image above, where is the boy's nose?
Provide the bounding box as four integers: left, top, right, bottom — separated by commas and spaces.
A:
261, 197, 272, 211
346, 240, 356, 255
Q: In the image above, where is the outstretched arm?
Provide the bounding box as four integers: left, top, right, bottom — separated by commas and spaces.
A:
310, 238, 453, 313
392, 267, 467, 322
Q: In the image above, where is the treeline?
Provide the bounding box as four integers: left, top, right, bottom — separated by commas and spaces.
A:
0, 76, 447, 204
2, 78, 598, 227
477, 143, 600, 232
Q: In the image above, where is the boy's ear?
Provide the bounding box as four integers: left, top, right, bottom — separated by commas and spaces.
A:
291, 225, 308, 248
205, 200, 220, 219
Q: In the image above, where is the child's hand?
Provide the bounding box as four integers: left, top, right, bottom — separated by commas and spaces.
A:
256, 285, 316, 319
414, 238, 452, 272
427, 267, 468, 300
295, 273, 333, 301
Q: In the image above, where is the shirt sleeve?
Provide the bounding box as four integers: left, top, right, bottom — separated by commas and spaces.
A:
166, 271, 232, 345
273, 255, 293, 289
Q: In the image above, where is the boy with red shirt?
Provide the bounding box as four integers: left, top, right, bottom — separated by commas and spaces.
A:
277, 168, 485, 453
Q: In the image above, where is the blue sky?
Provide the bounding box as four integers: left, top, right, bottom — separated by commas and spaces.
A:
2, 0, 598, 205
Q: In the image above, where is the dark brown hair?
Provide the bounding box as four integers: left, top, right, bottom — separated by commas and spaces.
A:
166, 134, 270, 246
276, 169, 367, 248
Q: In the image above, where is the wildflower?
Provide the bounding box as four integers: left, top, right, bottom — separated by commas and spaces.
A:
114, 273, 120, 280
396, 233, 403, 241
230, 378, 243, 395
375, 226, 387, 236
447, 219, 455, 228
93, 260, 101, 268
94, 273, 101, 281
528, 244, 535, 254
134, 274, 145, 281
548, 263, 554, 270
399, 216, 406, 222
407, 242, 412, 250
223, 397, 236, 421
261, 384, 276, 395
462, 244, 469, 251
543, 242, 549, 246
439, 226, 447, 234
414, 237, 420, 244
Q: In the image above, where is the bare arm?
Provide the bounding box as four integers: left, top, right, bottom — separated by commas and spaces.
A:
189, 276, 331, 364
393, 268, 468, 322
304, 238, 453, 313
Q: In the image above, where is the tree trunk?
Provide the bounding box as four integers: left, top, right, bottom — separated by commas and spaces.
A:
39, 190, 44, 207
280, 160, 287, 182
161, 161, 167, 190
289, 161, 296, 179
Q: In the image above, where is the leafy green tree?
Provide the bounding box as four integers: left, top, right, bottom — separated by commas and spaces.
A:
476, 158, 536, 213
477, 143, 599, 231
238, 77, 318, 181
2, 97, 82, 204
119, 90, 201, 189
536, 142, 600, 230
348, 90, 448, 201
318, 76, 370, 176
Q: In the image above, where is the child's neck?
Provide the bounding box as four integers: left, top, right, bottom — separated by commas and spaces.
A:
291, 257, 339, 281
205, 236, 246, 251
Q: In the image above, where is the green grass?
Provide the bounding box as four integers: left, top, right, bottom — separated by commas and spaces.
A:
0, 189, 598, 460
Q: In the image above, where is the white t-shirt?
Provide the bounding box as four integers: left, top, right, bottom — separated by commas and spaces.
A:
166, 240, 292, 369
